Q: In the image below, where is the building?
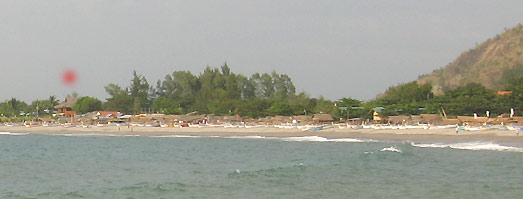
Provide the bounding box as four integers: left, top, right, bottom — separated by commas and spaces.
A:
312, 114, 334, 124
54, 97, 78, 117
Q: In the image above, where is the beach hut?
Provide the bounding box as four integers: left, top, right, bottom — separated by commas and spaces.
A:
256, 117, 271, 125
441, 118, 461, 125
292, 115, 312, 124
420, 114, 441, 124
457, 116, 488, 126
312, 114, 334, 124
179, 115, 206, 124
206, 115, 224, 124
387, 115, 410, 125
410, 115, 422, 124
271, 115, 292, 124
54, 97, 78, 117
370, 107, 385, 123
223, 115, 243, 123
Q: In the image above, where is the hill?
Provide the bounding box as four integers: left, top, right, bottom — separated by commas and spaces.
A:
417, 23, 523, 94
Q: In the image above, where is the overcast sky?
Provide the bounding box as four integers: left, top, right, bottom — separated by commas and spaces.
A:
1, 0, 522, 102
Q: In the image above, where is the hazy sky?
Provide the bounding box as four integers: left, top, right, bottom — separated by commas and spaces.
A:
1, 0, 522, 102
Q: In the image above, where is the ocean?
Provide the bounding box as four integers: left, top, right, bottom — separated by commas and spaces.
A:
1, 133, 522, 198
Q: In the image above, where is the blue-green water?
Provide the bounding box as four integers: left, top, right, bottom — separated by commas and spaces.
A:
1, 133, 522, 199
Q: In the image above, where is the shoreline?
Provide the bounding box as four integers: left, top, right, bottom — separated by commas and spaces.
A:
1, 125, 522, 143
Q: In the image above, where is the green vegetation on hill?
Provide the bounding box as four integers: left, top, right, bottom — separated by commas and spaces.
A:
418, 23, 523, 94
370, 77, 521, 117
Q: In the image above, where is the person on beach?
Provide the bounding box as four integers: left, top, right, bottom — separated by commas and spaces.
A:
455, 126, 459, 134
517, 127, 520, 136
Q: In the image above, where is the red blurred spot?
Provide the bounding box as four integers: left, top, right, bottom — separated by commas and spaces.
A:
62, 69, 77, 85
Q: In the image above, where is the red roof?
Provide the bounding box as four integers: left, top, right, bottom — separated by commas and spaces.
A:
497, 91, 513, 96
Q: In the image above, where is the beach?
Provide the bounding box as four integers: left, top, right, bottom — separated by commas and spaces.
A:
2, 125, 522, 142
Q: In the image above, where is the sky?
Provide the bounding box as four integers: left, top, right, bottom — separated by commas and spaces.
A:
1, 0, 522, 102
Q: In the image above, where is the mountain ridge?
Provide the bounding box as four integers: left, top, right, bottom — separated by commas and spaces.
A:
417, 23, 523, 94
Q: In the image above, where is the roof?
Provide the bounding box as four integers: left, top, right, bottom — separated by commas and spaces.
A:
54, 97, 78, 109
420, 114, 440, 120
387, 115, 410, 123
372, 107, 385, 112
496, 91, 513, 96
271, 115, 292, 122
293, 115, 312, 121
312, 114, 334, 121
457, 116, 488, 123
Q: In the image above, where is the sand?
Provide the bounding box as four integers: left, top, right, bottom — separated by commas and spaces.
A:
1, 125, 522, 142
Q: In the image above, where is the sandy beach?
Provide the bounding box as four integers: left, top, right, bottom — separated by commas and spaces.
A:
1, 125, 522, 142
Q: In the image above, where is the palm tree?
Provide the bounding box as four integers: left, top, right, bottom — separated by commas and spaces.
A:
7, 98, 20, 116
49, 95, 59, 107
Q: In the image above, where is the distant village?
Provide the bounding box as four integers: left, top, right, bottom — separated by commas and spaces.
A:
4, 96, 521, 132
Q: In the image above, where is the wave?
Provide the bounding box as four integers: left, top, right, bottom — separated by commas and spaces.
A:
0, 132, 28, 136
223, 136, 271, 139
33, 133, 374, 143
411, 142, 523, 152
147, 135, 374, 143
281, 136, 375, 143
380, 146, 402, 153
51, 133, 140, 137
150, 135, 204, 138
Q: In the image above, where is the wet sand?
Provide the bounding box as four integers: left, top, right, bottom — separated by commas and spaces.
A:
1, 125, 522, 142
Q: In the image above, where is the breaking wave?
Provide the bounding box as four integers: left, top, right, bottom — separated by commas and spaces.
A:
281, 136, 375, 143
51, 133, 140, 137
410, 142, 523, 152
0, 132, 27, 136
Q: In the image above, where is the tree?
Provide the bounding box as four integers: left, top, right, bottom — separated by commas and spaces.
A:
152, 97, 182, 114
266, 101, 293, 116
48, 95, 59, 107
261, 73, 274, 99
73, 96, 102, 114
104, 83, 132, 113
130, 71, 150, 114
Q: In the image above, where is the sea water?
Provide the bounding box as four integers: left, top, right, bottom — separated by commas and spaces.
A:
1, 133, 522, 199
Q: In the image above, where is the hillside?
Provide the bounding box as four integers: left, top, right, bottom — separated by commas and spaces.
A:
418, 23, 523, 94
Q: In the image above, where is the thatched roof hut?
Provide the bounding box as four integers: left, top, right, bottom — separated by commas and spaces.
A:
37, 118, 56, 123
223, 115, 242, 122
312, 114, 334, 124
292, 115, 312, 123
271, 115, 292, 124
441, 118, 460, 125
457, 116, 488, 125
387, 115, 410, 124
54, 97, 77, 109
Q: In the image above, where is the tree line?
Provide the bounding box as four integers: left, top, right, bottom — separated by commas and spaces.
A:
1, 63, 521, 121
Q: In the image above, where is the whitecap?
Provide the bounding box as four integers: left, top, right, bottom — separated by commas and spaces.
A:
149, 135, 202, 138
380, 146, 402, 153
0, 132, 28, 136
223, 136, 270, 139
411, 142, 523, 152
281, 136, 374, 143
51, 133, 138, 137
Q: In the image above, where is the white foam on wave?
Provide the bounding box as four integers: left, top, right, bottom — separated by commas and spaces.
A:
223, 136, 271, 139
0, 132, 28, 136
148, 135, 374, 143
411, 142, 523, 152
380, 146, 402, 153
150, 135, 202, 138
52, 133, 140, 137
281, 136, 374, 143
